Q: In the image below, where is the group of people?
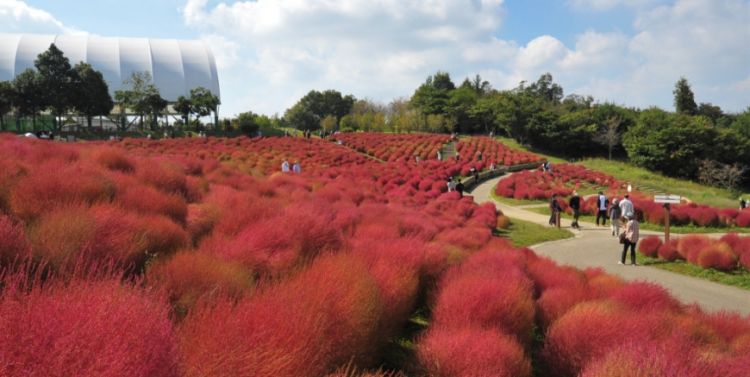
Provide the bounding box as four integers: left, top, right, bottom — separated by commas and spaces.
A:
550, 191, 640, 265
446, 177, 465, 197
280, 159, 302, 174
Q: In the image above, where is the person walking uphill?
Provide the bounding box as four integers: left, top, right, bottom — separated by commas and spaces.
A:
619, 194, 634, 219
549, 193, 561, 226
569, 191, 581, 229
596, 191, 609, 226
620, 214, 640, 265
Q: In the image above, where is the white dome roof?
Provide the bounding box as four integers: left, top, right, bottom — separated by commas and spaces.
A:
0, 33, 220, 102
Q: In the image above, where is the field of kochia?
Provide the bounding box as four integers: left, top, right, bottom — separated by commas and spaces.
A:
0, 133, 748, 377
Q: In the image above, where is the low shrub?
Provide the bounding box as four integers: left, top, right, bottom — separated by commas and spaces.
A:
0, 277, 179, 377
696, 242, 737, 271
0, 214, 31, 265
417, 327, 531, 377
638, 236, 662, 258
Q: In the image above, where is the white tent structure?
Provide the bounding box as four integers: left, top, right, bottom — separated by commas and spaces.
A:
0, 33, 220, 102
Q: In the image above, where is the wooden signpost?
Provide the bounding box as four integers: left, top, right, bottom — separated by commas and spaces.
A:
654, 194, 681, 243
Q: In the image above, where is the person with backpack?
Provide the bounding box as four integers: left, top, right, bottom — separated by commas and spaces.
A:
596, 191, 609, 226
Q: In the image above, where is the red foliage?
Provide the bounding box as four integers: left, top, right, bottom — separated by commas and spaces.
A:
147, 251, 252, 312
178, 253, 384, 377
658, 239, 681, 261
0, 214, 31, 264
93, 147, 135, 173
677, 235, 712, 263
610, 282, 682, 313
696, 242, 738, 271
417, 327, 531, 377
736, 210, 750, 227
541, 301, 656, 377
432, 271, 535, 345
9, 162, 115, 221
117, 183, 188, 224
0, 277, 179, 377
638, 236, 662, 258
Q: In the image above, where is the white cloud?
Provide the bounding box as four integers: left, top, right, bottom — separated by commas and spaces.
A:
180, 0, 749, 116
0, 0, 83, 34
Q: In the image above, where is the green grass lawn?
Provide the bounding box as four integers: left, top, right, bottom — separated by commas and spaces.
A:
579, 158, 749, 208
636, 254, 750, 290
494, 137, 567, 164
495, 217, 573, 248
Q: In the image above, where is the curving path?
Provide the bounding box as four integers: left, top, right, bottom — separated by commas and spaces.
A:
470, 175, 750, 315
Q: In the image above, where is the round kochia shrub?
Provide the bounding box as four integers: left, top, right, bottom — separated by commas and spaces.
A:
696, 242, 737, 271
638, 236, 662, 258
178, 253, 385, 377
417, 327, 531, 377
0, 277, 179, 377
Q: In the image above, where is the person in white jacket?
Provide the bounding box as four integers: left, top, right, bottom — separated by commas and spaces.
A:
619, 194, 634, 219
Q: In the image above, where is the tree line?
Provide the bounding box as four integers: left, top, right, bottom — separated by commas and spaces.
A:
280, 73, 750, 190
0, 44, 219, 133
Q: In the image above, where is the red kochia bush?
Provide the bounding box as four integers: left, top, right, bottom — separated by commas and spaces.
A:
697, 242, 738, 271
658, 239, 681, 261
179, 254, 384, 377
0, 278, 179, 377
638, 236, 662, 258
147, 251, 253, 312
579, 341, 717, 377
542, 301, 654, 377
432, 271, 535, 345
677, 235, 712, 263
417, 327, 531, 377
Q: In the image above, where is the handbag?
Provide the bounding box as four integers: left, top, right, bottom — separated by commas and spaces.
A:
619, 232, 627, 244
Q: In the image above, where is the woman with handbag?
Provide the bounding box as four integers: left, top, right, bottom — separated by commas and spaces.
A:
619, 214, 640, 265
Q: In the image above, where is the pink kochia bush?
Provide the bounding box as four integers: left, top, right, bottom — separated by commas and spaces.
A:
0, 275, 179, 377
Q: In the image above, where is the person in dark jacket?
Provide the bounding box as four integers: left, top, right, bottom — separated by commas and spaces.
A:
569, 191, 581, 229
456, 179, 465, 198
549, 193, 561, 226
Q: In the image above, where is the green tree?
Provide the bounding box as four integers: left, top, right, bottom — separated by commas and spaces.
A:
673, 77, 697, 115
71, 62, 113, 129
624, 109, 715, 178
0, 81, 13, 131
114, 72, 165, 130
284, 89, 355, 130
410, 71, 455, 116
174, 96, 193, 127
12, 69, 45, 130
523, 73, 564, 104
731, 107, 750, 139
34, 44, 74, 131
190, 87, 220, 125
697, 102, 724, 125
236, 111, 259, 136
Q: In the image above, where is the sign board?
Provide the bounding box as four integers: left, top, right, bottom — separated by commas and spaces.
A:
654, 194, 681, 204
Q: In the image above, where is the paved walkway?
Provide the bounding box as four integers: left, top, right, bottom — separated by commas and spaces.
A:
470, 175, 750, 315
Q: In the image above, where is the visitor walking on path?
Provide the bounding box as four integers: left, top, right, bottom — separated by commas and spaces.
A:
596, 191, 609, 226
619, 194, 634, 219
292, 161, 301, 174
447, 177, 456, 192
610, 198, 622, 236
569, 191, 581, 229
549, 193, 561, 226
281, 159, 290, 173
741, 198, 747, 210
620, 214, 640, 265
455, 179, 465, 198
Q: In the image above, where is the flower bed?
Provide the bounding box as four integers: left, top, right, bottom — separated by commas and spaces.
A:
0, 133, 747, 376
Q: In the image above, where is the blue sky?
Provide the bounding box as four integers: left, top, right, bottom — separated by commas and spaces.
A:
2, 0, 749, 116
